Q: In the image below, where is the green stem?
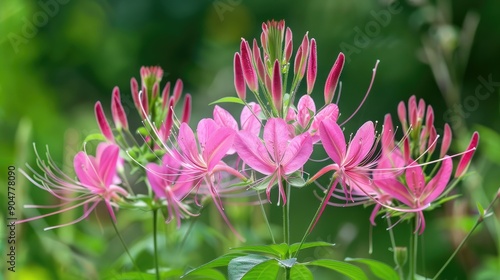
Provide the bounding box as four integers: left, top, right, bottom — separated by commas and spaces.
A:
293, 176, 337, 259
408, 218, 419, 280
258, 194, 276, 244
153, 209, 160, 280
110, 215, 143, 280
432, 190, 500, 280
283, 183, 291, 280
387, 217, 404, 280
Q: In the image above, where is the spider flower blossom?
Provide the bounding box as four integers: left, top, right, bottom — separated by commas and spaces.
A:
146, 153, 196, 228
309, 119, 378, 230
19, 143, 128, 230
234, 118, 313, 205
170, 118, 247, 238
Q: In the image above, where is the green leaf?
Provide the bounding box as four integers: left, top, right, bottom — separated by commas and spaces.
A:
287, 171, 307, 187
83, 133, 106, 143
289, 241, 335, 255
345, 258, 400, 280
183, 253, 245, 277
476, 202, 485, 218
241, 259, 280, 280
228, 255, 271, 280
209, 97, 245, 105
305, 259, 368, 280
182, 268, 226, 280
290, 264, 313, 280
230, 243, 288, 258
277, 258, 297, 268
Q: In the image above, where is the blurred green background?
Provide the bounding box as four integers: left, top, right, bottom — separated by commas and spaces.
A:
1, 0, 500, 279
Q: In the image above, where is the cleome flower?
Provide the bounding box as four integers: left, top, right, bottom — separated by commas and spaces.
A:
19, 143, 128, 230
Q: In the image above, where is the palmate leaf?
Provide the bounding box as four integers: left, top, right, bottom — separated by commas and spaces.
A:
345, 258, 399, 280
240, 259, 281, 280
228, 255, 272, 280
290, 264, 313, 279
230, 243, 289, 258
304, 259, 368, 280
182, 253, 245, 278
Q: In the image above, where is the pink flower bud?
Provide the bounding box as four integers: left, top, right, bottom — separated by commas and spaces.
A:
425, 105, 434, 136
95, 101, 114, 143
159, 99, 175, 142
161, 82, 171, 110
233, 53, 246, 100
297, 95, 315, 128
140, 85, 149, 118
151, 82, 159, 101
298, 33, 310, 79
284, 27, 293, 63
272, 60, 282, 113
409, 95, 417, 129
428, 126, 437, 154
182, 94, 192, 124
111, 87, 128, 130
455, 131, 479, 178
397, 101, 407, 132
240, 39, 258, 92
294, 46, 303, 76
440, 123, 452, 158
324, 52, 345, 104
253, 39, 265, 83
307, 39, 317, 95
173, 79, 183, 106
130, 77, 142, 117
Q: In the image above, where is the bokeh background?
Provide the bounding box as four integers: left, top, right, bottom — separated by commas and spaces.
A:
1, 0, 499, 279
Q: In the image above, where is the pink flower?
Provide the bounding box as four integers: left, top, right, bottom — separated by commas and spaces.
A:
234, 118, 313, 205
19, 143, 128, 230
146, 153, 196, 228
174, 119, 246, 238
309, 119, 377, 230
376, 156, 453, 234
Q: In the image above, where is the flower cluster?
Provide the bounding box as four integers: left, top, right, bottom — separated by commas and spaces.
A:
19, 20, 478, 242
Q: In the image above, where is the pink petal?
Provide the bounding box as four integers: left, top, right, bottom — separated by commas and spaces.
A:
281, 133, 313, 174
240, 102, 262, 136
310, 103, 340, 134
178, 122, 201, 165
234, 130, 274, 175
146, 162, 167, 198
297, 95, 316, 128
263, 118, 289, 163
214, 105, 238, 131
318, 118, 346, 165
196, 118, 219, 152
422, 156, 452, 205
97, 144, 120, 188
203, 127, 235, 171
74, 152, 100, 191
405, 163, 426, 198
345, 121, 375, 167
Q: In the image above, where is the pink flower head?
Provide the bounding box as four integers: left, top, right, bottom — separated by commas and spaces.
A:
377, 156, 453, 234
234, 118, 313, 205
18, 143, 128, 230
146, 153, 196, 228
309, 119, 377, 230
174, 119, 246, 239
